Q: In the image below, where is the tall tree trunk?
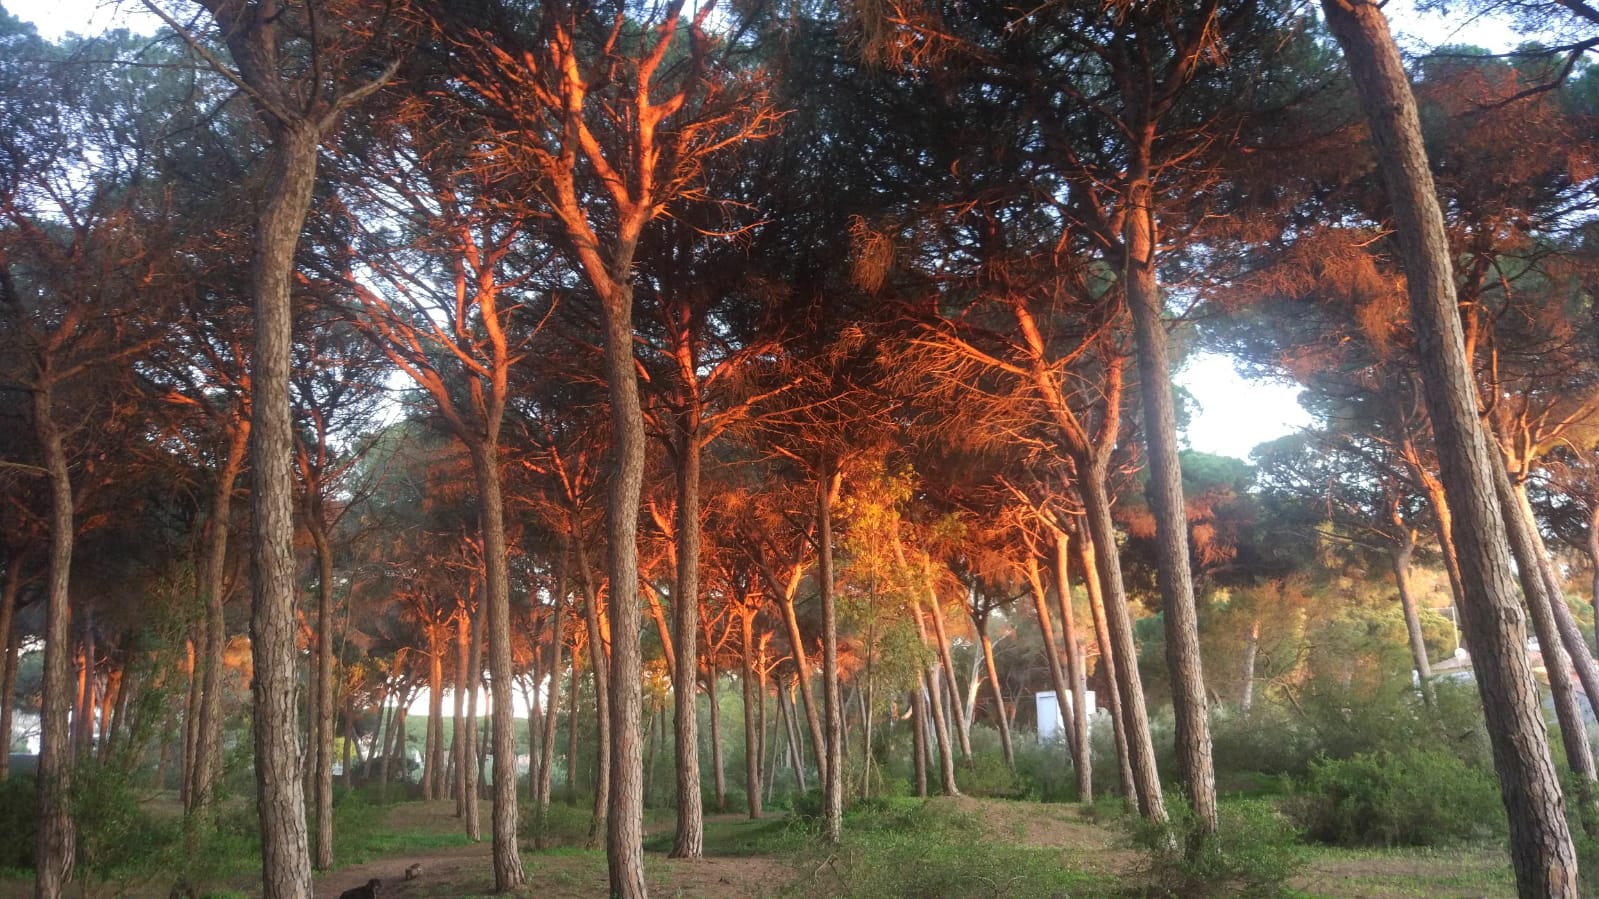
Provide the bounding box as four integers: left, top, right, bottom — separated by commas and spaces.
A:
467, 442, 524, 888
1080, 471, 1164, 819
311, 514, 336, 870
973, 609, 1014, 770
1511, 483, 1599, 721
910, 680, 928, 798
1124, 155, 1216, 840
566, 650, 581, 805
819, 471, 844, 844
708, 661, 727, 811
72, 627, 91, 761
192, 421, 247, 818
1588, 506, 1599, 656
670, 435, 704, 858
780, 680, 807, 792
1053, 533, 1092, 803
741, 610, 763, 819
33, 383, 75, 899
247, 125, 319, 899
1029, 555, 1076, 758
181, 637, 200, 807
1323, 3, 1579, 892
98, 666, 120, 763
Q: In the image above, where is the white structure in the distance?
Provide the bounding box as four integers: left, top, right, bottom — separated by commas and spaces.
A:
1036, 690, 1096, 742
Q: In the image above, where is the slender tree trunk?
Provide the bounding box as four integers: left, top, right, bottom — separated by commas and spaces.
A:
818, 471, 845, 844
466, 443, 524, 888
566, 650, 580, 805
922, 564, 972, 760
776, 592, 825, 788
247, 125, 320, 899
913, 601, 959, 796
537, 596, 565, 811
1077, 530, 1136, 804
577, 553, 612, 847
910, 681, 928, 798
973, 610, 1014, 770
0, 585, 21, 782
1028, 557, 1075, 752
453, 605, 470, 817
33, 384, 75, 899
1588, 507, 1599, 656
1512, 483, 1599, 721
1240, 619, 1259, 714
311, 516, 336, 870
1080, 471, 1164, 819
1053, 533, 1092, 802
780, 680, 806, 792
72, 628, 91, 761
1323, 4, 1578, 892
426, 624, 445, 801
192, 421, 247, 818
463, 592, 483, 841
741, 610, 762, 818
1391, 539, 1434, 699
180, 636, 200, 807
671, 435, 704, 858
98, 666, 120, 763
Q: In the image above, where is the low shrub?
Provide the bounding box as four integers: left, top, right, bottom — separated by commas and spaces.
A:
0, 776, 36, 870
1289, 748, 1503, 847
1128, 797, 1304, 898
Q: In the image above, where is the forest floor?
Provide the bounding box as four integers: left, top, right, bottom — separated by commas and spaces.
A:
0, 794, 1517, 898
306, 796, 1517, 899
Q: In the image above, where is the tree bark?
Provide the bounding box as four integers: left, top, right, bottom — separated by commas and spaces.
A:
973, 607, 1013, 770
577, 531, 614, 853
913, 601, 959, 796
740, 608, 763, 818
921, 563, 972, 761
464, 593, 483, 841
709, 660, 727, 811
466, 442, 524, 887
1076, 527, 1136, 804
818, 472, 845, 844
426, 622, 445, 801
247, 123, 319, 899
1322, 3, 1579, 892
1240, 619, 1259, 714
537, 593, 565, 812
670, 435, 704, 858
311, 510, 336, 870
776, 590, 825, 788
33, 383, 76, 899
0, 568, 21, 781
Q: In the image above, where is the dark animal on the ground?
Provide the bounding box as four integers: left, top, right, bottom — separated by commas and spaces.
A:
338, 879, 381, 899
404, 863, 423, 881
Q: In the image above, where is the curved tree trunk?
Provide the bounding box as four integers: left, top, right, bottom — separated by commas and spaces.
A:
1076, 526, 1136, 804
33, 384, 76, 899
1323, 4, 1578, 892
973, 608, 1013, 770
913, 601, 959, 796
921, 563, 972, 761
776, 592, 825, 788
670, 435, 704, 858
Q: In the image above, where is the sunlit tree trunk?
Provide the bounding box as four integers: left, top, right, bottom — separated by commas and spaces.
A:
426, 621, 445, 801
913, 601, 959, 796
819, 470, 844, 844
921, 563, 972, 761
463, 596, 483, 841
453, 604, 469, 817
1240, 619, 1259, 714
1323, 2, 1579, 892
777, 591, 825, 786
1390, 535, 1434, 698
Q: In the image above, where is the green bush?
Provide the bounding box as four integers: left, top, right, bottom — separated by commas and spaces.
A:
519, 799, 598, 848
0, 776, 36, 870
1290, 748, 1504, 847
71, 761, 184, 894
1128, 798, 1304, 898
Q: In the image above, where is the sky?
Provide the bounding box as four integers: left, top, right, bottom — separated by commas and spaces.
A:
4, 0, 1527, 463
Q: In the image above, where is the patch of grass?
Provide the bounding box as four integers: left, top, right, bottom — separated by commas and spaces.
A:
328, 793, 472, 866
1291, 845, 1514, 898
641, 815, 809, 857
781, 797, 1112, 899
